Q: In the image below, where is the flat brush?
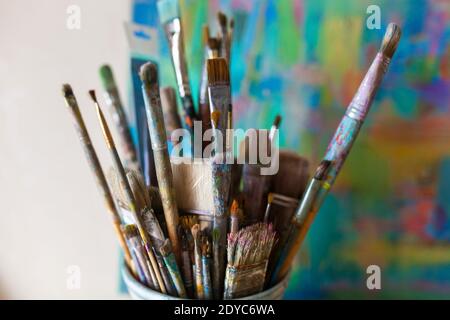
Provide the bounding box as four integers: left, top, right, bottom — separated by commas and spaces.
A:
140, 62, 182, 263
88, 89, 167, 293
61, 84, 134, 275
157, 0, 198, 132
99, 65, 139, 169
272, 23, 402, 284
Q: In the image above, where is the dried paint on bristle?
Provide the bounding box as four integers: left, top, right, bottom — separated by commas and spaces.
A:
217, 11, 227, 28
99, 65, 115, 90
380, 23, 401, 58
62, 84, 74, 97
231, 199, 239, 216
139, 62, 159, 86
157, 0, 180, 25
202, 25, 210, 45
314, 160, 332, 180
211, 111, 221, 128
88, 90, 97, 103
273, 115, 282, 128
160, 239, 172, 256
124, 224, 139, 239
207, 58, 230, 85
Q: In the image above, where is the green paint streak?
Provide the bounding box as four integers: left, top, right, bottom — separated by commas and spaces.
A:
275, 0, 301, 65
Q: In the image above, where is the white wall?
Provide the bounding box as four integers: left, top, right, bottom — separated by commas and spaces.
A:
0, 0, 131, 299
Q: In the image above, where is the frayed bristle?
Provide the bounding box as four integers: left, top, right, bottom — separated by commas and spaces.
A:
157, 0, 180, 24
88, 90, 97, 103
159, 239, 172, 256
314, 160, 332, 180
207, 58, 230, 85
139, 62, 159, 86
62, 84, 74, 98
380, 23, 401, 58
124, 224, 139, 239
202, 25, 210, 45
217, 11, 227, 27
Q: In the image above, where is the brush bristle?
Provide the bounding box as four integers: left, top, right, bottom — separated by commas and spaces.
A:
217, 11, 227, 27
62, 84, 74, 98
202, 25, 210, 45
231, 199, 239, 216
380, 23, 401, 58
267, 193, 274, 204
273, 115, 282, 128
157, 0, 180, 24
314, 160, 332, 180
99, 65, 115, 90
230, 18, 234, 29
207, 38, 220, 51
207, 58, 230, 85
88, 90, 97, 103
124, 224, 139, 239
139, 62, 159, 86
191, 223, 200, 239
159, 239, 172, 256
211, 111, 221, 128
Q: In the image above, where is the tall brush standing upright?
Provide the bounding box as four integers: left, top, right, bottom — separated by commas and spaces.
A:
272, 23, 402, 284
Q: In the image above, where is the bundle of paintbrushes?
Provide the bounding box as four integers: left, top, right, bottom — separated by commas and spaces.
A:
61, 0, 401, 300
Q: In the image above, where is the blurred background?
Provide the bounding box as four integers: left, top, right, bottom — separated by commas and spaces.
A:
0, 0, 449, 299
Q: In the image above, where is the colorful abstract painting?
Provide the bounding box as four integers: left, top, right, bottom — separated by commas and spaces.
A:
132, 0, 450, 298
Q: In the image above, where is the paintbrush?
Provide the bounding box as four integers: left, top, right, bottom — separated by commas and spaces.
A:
160, 239, 187, 298
181, 231, 194, 298
230, 199, 240, 234
199, 26, 220, 154
217, 11, 229, 62
157, 0, 198, 132
140, 62, 182, 263
62, 84, 135, 275
207, 57, 233, 299
160, 86, 182, 148
99, 65, 139, 170
88, 90, 167, 293
272, 23, 402, 284
191, 224, 204, 299
124, 224, 158, 289
224, 223, 277, 299
155, 250, 177, 296
201, 236, 213, 299
269, 115, 282, 146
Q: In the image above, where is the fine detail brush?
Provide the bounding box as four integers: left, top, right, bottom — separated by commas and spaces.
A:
157, 0, 198, 132
160, 239, 187, 298
62, 84, 135, 275
229, 199, 240, 235
207, 57, 233, 299
140, 62, 182, 263
191, 224, 204, 299
224, 223, 277, 299
272, 23, 402, 284
99, 65, 139, 170
201, 236, 213, 299
124, 224, 157, 289
89, 89, 167, 293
